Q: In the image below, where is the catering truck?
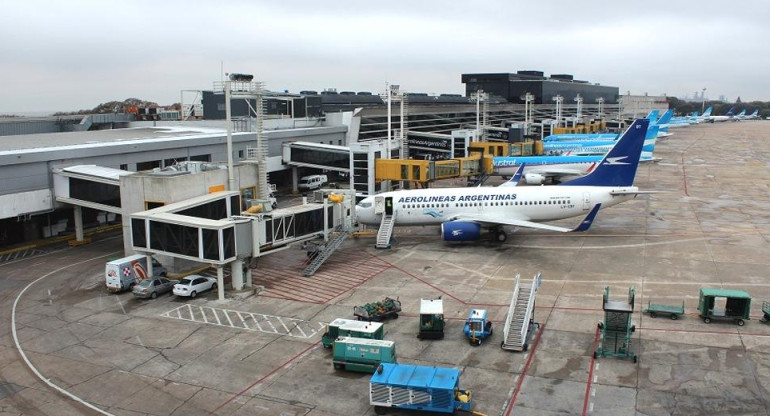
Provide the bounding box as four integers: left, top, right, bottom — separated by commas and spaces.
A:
105, 254, 166, 292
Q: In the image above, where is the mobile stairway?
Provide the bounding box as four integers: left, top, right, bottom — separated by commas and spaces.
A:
375, 214, 395, 249
501, 273, 541, 352
594, 286, 637, 363
301, 227, 349, 277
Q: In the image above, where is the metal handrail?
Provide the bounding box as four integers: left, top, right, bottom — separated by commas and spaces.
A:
502, 274, 520, 343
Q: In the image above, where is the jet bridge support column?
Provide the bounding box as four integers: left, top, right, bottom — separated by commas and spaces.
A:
216, 266, 225, 301
146, 254, 154, 277
231, 259, 244, 290
292, 167, 299, 194
245, 267, 252, 288
73, 206, 84, 242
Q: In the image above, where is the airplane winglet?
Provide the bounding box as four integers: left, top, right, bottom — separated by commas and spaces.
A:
498, 163, 525, 187
571, 203, 602, 232
511, 162, 525, 184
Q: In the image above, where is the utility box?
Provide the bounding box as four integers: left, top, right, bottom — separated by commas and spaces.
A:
418, 298, 445, 339
332, 337, 397, 373
369, 363, 473, 414
321, 318, 384, 349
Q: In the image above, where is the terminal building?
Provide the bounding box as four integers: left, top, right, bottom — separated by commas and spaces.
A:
461, 71, 619, 105
1, 70, 657, 260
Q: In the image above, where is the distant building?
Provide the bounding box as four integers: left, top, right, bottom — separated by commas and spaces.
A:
619, 93, 669, 118
461, 71, 619, 104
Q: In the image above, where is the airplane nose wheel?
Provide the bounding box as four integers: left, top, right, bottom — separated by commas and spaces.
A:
495, 230, 507, 242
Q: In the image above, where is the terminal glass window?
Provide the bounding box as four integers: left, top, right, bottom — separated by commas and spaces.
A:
179, 199, 228, 220
202, 229, 220, 261
137, 160, 161, 171
149, 221, 199, 258
70, 178, 121, 208
291, 148, 349, 169
412, 166, 421, 181
131, 218, 146, 248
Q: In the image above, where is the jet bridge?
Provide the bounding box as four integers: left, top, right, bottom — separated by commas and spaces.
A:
129, 189, 356, 299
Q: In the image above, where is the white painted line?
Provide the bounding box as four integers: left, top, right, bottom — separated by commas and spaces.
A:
212, 308, 221, 325
200, 307, 209, 324
295, 325, 307, 338
591, 388, 595, 397
595, 363, 600, 370
237, 311, 247, 328
250, 314, 263, 331
224, 310, 234, 327
115, 295, 127, 315
277, 317, 291, 334
12, 251, 123, 416
593, 375, 597, 383
187, 304, 194, 320
589, 402, 594, 412
266, 318, 278, 333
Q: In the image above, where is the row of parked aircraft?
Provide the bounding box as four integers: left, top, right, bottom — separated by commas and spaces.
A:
356, 103, 762, 244
356, 119, 657, 243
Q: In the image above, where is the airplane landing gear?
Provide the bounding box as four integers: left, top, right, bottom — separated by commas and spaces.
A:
492, 228, 507, 243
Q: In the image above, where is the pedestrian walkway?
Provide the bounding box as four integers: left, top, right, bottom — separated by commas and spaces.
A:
161, 304, 325, 339
251, 246, 391, 303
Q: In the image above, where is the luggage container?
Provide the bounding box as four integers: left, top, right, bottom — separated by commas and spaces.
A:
698, 288, 751, 326
332, 337, 396, 373
418, 298, 445, 339
321, 318, 384, 349
369, 363, 474, 414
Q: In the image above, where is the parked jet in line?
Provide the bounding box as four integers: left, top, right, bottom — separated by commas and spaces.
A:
708, 107, 736, 122
356, 119, 652, 243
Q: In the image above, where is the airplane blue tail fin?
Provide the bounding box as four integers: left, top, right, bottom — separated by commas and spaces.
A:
751, 109, 759, 116
703, 107, 712, 117
727, 106, 736, 116
646, 110, 660, 123
559, 119, 648, 187
656, 109, 673, 125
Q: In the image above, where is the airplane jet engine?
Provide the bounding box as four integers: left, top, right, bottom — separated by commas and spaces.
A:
524, 173, 546, 185
441, 222, 481, 241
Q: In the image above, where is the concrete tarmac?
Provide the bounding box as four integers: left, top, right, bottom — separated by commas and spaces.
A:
1, 121, 770, 415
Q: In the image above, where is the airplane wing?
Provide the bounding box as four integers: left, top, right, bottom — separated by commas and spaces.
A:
447, 203, 602, 233
498, 163, 525, 187
610, 190, 669, 195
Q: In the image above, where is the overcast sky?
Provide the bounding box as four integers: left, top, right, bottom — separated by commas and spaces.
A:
2, 1, 769, 113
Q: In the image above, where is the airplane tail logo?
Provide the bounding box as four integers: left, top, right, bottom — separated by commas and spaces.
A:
558, 118, 648, 187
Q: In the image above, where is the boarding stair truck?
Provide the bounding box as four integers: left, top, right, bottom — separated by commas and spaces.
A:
463, 309, 493, 346
332, 337, 396, 373
698, 288, 751, 326
501, 273, 540, 352
369, 363, 481, 415
418, 298, 445, 340
105, 254, 167, 292
321, 318, 384, 349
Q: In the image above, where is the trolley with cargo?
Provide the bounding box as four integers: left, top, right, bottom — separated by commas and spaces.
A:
354, 297, 402, 322
321, 318, 384, 349
369, 363, 478, 415
332, 337, 397, 373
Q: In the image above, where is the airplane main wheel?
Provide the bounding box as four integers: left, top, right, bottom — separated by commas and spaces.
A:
496, 230, 507, 242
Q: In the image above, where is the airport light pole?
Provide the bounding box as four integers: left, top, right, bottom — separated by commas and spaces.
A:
701, 87, 707, 113
574, 94, 583, 120
471, 90, 487, 140
596, 97, 604, 119
552, 95, 563, 127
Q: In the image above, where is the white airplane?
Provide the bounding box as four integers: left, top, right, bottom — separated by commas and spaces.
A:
708, 107, 735, 123
745, 109, 760, 120
356, 119, 652, 243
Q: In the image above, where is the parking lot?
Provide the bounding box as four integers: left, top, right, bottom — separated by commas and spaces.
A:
2, 121, 770, 415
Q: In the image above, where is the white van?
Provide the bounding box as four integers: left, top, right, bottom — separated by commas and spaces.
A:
298, 174, 328, 191
105, 255, 167, 292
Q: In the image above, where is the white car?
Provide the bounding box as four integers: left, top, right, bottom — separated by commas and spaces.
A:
172, 275, 217, 298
